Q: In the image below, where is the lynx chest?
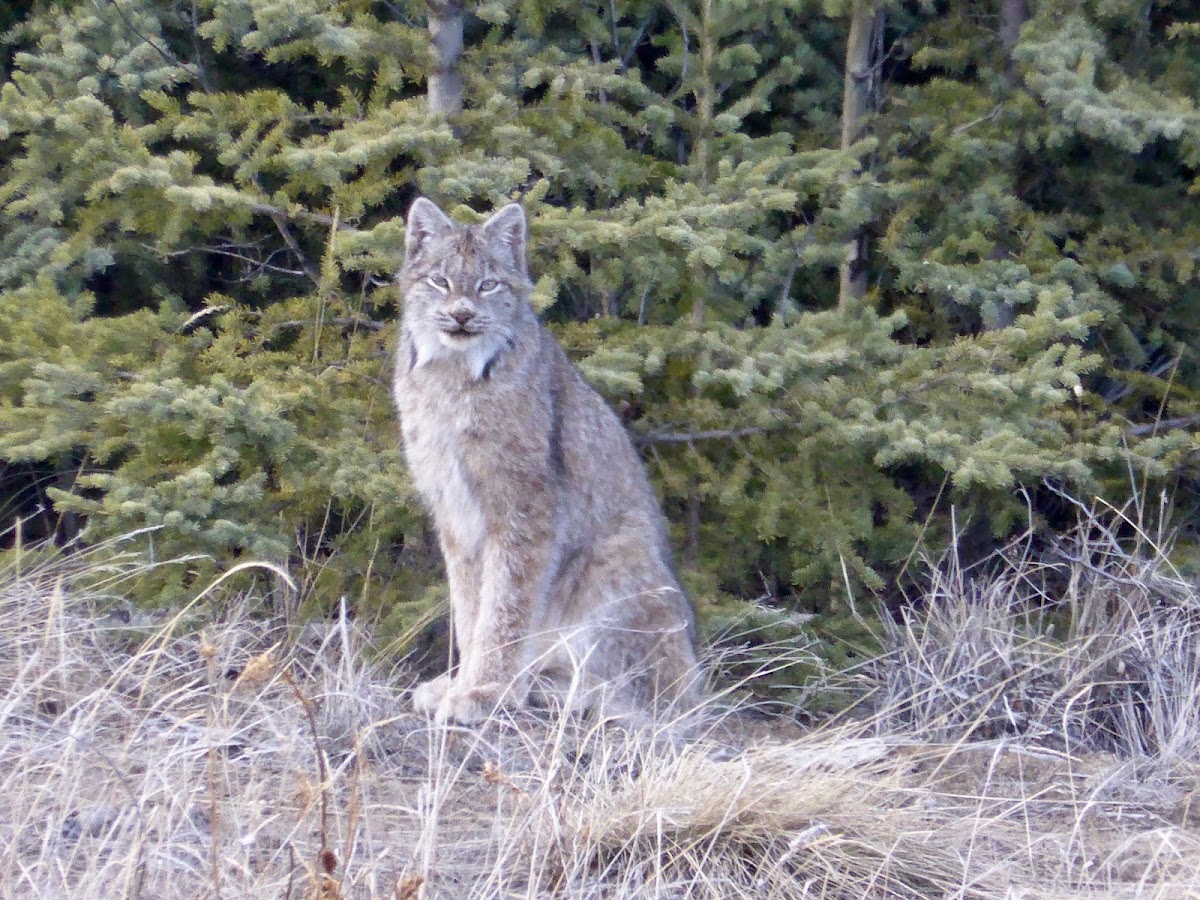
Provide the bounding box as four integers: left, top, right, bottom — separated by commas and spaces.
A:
396, 382, 494, 552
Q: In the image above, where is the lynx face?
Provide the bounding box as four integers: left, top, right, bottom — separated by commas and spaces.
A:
399, 199, 532, 380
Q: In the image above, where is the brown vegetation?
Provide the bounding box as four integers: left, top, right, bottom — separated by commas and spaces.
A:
3, 517, 1199, 898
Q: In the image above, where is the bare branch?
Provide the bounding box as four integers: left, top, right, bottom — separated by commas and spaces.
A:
589, 36, 608, 104
1124, 413, 1200, 438
268, 212, 319, 286
1101, 356, 1177, 404
620, 15, 655, 73
636, 283, 652, 326
203, 247, 309, 279
140, 240, 311, 280
631, 378, 957, 447
189, 0, 213, 92
953, 105, 1001, 135
251, 179, 321, 286
267, 316, 386, 334
633, 424, 788, 446
247, 202, 358, 232
776, 258, 797, 321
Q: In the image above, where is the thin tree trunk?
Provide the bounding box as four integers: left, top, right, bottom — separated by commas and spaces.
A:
427, 0, 463, 117
986, 0, 1029, 330
999, 0, 1029, 81
837, 1, 880, 312
691, 0, 714, 327
684, 0, 715, 564
684, 486, 701, 569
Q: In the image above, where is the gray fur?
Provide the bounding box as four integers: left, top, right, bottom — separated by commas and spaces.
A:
393, 198, 700, 724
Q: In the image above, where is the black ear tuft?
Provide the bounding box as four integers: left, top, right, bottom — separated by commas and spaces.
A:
480, 203, 527, 278
404, 197, 454, 266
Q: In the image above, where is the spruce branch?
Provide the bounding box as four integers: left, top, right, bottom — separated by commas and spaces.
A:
97, 0, 209, 89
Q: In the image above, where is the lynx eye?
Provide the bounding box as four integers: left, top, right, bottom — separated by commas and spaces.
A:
478, 279, 499, 292
427, 274, 451, 290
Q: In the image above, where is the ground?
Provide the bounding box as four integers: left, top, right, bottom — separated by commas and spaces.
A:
3, 542, 1200, 898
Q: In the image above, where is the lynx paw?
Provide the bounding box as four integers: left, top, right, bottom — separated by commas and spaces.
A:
411, 674, 453, 716
433, 683, 501, 726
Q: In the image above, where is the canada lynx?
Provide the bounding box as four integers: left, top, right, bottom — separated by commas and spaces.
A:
393, 198, 700, 725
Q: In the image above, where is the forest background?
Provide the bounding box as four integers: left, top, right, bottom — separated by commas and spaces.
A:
1, 0, 1199, 656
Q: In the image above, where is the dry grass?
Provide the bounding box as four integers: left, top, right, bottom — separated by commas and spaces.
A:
3, 515, 1200, 898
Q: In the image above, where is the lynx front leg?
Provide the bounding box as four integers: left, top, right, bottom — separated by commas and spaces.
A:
433, 537, 555, 725
411, 536, 482, 717
411, 673, 453, 715
441, 536, 483, 666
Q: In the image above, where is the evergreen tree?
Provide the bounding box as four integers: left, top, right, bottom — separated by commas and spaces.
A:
0, 0, 1195, 642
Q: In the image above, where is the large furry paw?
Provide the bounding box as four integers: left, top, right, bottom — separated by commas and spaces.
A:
433, 682, 502, 726
411, 674, 453, 716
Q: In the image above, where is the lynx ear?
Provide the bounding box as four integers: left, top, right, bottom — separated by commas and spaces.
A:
405, 197, 454, 266
481, 203, 527, 278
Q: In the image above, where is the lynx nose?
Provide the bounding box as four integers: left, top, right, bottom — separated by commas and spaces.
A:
450, 308, 475, 326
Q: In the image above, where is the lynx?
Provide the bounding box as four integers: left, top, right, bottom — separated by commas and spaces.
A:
393, 198, 701, 725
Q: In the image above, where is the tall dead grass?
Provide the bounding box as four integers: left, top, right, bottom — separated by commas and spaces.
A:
878, 496, 1200, 762
2, 505, 1199, 898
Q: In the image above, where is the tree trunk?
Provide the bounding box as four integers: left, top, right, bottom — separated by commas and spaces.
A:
684, 486, 701, 570
986, 0, 1030, 330
837, 1, 880, 312
427, 1, 464, 117
999, 0, 1029, 78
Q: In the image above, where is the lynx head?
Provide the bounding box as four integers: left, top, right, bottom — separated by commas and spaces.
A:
399, 198, 533, 379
